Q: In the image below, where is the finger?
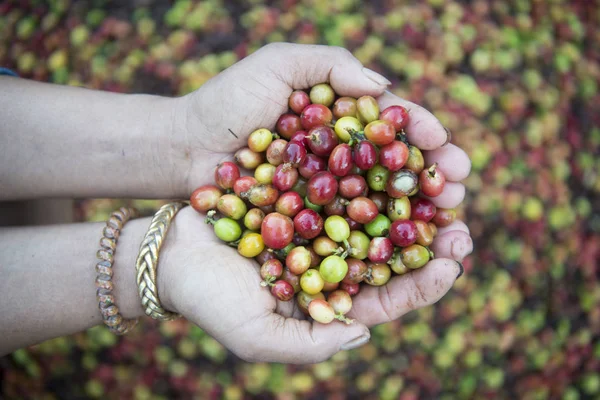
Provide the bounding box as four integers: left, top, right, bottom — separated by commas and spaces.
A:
430, 231, 473, 262
348, 258, 460, 327
424, 144, 471, 182
377, 91, 447, 150
258, 43, 390, 97
423, 182, 465, 209
232, 313, 370, 364
437, 219, 470, 235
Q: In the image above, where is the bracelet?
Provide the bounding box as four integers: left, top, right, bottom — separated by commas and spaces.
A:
135, 201, 187, 321
95, 207, 140, 335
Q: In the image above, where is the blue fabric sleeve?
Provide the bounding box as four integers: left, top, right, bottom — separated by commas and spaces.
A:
0, 67, 19, 77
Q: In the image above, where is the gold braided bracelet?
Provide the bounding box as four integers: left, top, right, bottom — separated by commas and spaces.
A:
96, 207, 140, 335
135, 201, 187, 321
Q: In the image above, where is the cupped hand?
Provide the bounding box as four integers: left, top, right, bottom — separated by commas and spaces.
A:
162, 43, 473, 363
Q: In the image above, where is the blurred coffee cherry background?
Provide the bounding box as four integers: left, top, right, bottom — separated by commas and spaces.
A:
1, 0, 599, 399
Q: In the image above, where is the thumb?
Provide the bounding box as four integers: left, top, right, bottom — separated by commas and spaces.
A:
251, 42, 391, 97
234, 313, 370, 364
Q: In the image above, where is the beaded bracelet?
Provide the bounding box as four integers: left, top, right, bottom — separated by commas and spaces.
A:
135, 201, 187, 321
95, 207, 140, 335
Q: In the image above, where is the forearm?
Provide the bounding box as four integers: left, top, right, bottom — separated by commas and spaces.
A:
0, 218, 155, 355
0, 76, 191, 200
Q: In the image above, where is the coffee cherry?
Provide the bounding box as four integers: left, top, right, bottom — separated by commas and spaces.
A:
354, 141, 378, 170
369, 192, 389, 213
410, 197, 437, 222
339, 174, 368, 199
343, 257, 368, 283
244, 208, 265, 231
300, 268, 325, 294
190, 185, 222, 213
432, 208, 457, 227
234, 147, 264, 170
347, 231, 370, 260
313, 236, 339, 256
291, 178, 308, 197
328, 290, 353, 317
283, 141, 307, 168
297, 291, 325, 315
324, 195, 349, 216
388, 251, 409, 275
404, 145, 425, 174
212, 217, 242, 242
324, 215, 351, 242
364, 120, 396, 146
386, 169, 418, 198
308, 299, 335, 324
340, 282, 360, 296
307, 171, 338, 206
414, 220, 434, 246
261, 212, 294, 249
308, 126, 338, 157
307, 245, 322, 267
304, 196, 323, 212
420, 163, 446, 197
347, 197, 379, 224
389, 219, 418, 247
368, 237, 394, 263
238, 232, 265, 258
310, 83, 335, 107
256, 248, 277, 265
364, 214, 391, 237
379, 141, 409, 171
367, 164, 390, 192
275, 191, 304, 217
293, 209, 324, 240
334, 116, 362, 142
281, 268, 301, 293
286, 246, 312, 275
356, 95, 380, 124
260, 259, 283, 282
320, 255, 349, 283
387, 196, 411, 221
322, 281, 339, 293
328, 144, 354, 177
266, 139, 288, 166
290, 130, 310, 147
299, 153, 327, 179
233, 176, 258, 197
217, 194, 247, 220
301, 104, 333, 130
344, 215, 363, 231
276, 113, 302, 139
255, 163, 276, 184
380, 105, 410, 132
248, 128, 274, 152
214, 162, 240, 190
271, 280, 295, 301
428, 222, 438, 237
365, 263, 392, 286
289, 90, 310, 114
401, 244, 431, 269
272, 164, 299, 191
333, 97, 358, 119
242, 184, 279, 207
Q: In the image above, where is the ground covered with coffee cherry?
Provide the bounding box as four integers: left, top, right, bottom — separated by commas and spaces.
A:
1, 0, 600, 399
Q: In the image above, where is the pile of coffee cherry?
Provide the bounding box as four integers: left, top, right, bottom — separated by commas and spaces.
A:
190, 83, 456, 324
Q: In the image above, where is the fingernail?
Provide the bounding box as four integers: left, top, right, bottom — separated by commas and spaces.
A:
340, 334, 370, 351
442, 127, 452, 147
456, 261, 464, 279
362, 68, 391, 86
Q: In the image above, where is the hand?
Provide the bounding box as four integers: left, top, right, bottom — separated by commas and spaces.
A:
160, 43, 473, 363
